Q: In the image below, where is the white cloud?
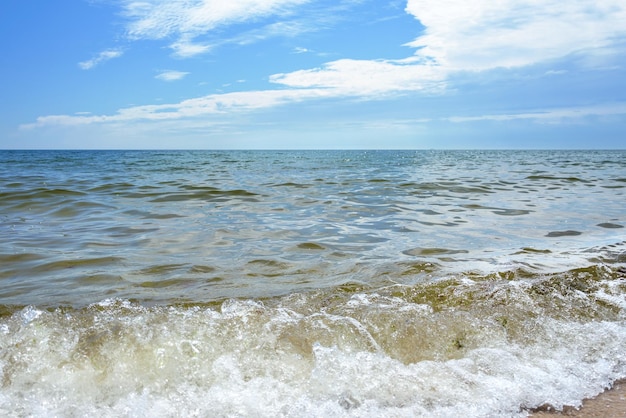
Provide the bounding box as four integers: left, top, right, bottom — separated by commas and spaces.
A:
446, 103, 626, 123
404, 0, 626, 71
231, 20, 312, 46
169, 39, 212, 57
33, 1, 626, 130
118, 0, 626, 65
78, 49, 124, 70
22, 88, 334, 128
121, 0, 311, 56
264, 1, 626, 100
270, 58, 446, 96
155, 70, 190, 81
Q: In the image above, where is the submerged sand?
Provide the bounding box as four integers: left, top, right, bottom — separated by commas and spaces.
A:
530, 379, 626, 417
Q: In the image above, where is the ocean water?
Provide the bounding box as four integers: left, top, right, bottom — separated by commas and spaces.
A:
0, 149, 625, 417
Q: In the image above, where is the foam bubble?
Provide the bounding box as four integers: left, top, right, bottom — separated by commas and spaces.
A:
1, 272, 626, 417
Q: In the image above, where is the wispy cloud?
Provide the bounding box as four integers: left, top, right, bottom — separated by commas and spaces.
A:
155, 70, 190, 81
120, 0, 312, 57
22, 88, 334, 128
445, 103, 626, 124
24, 86, 626, 131
34, 1, 626, 129
230, 20, 313, 46
78, 49, 124, 70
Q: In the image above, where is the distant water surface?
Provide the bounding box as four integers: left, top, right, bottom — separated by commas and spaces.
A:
0, 150, 625, 417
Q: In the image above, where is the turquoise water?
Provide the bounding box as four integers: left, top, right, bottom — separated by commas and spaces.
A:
1, 150, 625, 416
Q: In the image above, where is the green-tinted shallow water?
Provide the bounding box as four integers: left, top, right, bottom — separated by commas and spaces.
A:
0, 150, 625, 416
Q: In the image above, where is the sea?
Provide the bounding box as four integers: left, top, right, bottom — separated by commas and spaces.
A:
0, 149, 625, 417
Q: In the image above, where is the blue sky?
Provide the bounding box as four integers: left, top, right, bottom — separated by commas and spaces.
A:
2, 0, 626, 149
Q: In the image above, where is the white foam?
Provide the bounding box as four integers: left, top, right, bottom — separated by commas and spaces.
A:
1, 295, 625, 417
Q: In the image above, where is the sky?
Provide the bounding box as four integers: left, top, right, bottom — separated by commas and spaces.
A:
1, 0, 626, 149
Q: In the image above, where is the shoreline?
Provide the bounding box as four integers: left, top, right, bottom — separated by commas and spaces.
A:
530, 379, 626, 417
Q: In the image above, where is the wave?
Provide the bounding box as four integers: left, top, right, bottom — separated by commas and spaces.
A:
1, 264, 625, 417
